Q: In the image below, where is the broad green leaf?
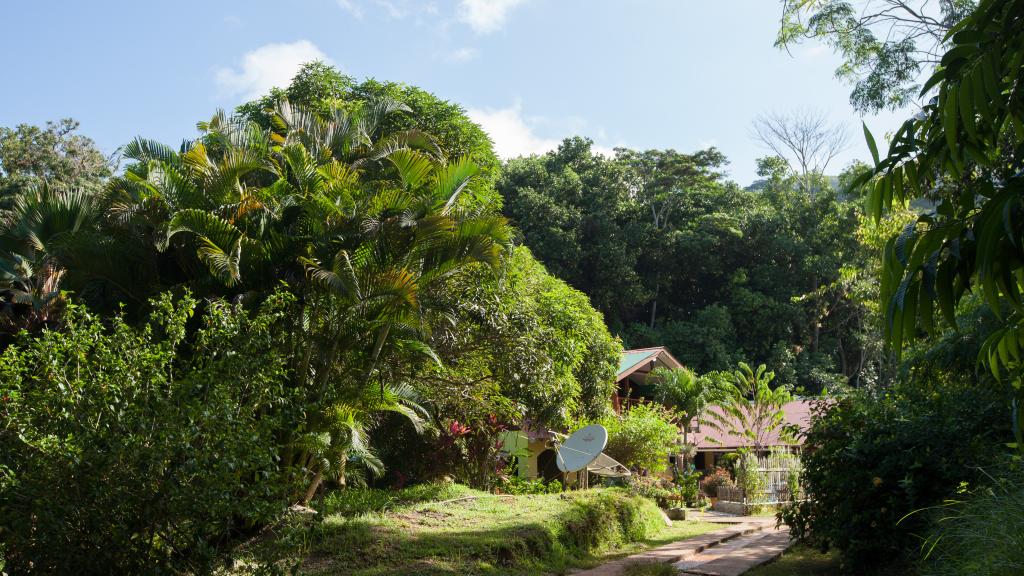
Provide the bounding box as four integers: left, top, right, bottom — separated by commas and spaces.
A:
863, 122, 880, 166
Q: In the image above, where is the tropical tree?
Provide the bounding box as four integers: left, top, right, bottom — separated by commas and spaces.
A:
90, 99, 512, 500
854, 0, 1024, 447
0, 184, 98, 335
701, 363, 794, 452
297, 382, 427, 503
0, 118, 111, 209
648, 366, 723, 449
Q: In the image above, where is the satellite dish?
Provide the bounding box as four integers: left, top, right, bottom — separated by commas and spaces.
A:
555, 424, 608, 473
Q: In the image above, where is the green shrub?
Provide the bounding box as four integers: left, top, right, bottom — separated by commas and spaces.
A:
781, 377, 1010, 572
601, 402, 680, 473
558, 489, 664, 553
0, 293, 299, 574
735, 450, 767, 500
677, 471, 701, 507
626, 475, 676, 505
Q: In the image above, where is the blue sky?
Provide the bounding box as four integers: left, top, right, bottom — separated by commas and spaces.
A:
1, 0, 911, 185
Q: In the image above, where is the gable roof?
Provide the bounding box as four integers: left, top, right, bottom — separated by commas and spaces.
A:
618, 349, 660, 376
617, 347, 684, 382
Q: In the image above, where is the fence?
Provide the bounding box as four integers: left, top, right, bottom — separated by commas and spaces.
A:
716, 450, 801, 506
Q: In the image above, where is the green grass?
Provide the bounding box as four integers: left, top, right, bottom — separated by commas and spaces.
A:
744, 543, 841, 576
227, 484, 720, 575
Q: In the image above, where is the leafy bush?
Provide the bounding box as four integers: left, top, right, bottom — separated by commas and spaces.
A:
0, 293, 299, 574
700, 468, 733, 498
498, 475, 563, 495
625, 475, 676, 505
558, 489, 665, 552
677, 471, 701, 507
735, 450, 767, 500
781, 378, 1010, 572
602, 402, 680, 472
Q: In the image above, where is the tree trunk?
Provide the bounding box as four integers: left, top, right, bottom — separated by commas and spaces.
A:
810, 275, 820, 354
302, 470, 323, 505
649, 282, 659, 329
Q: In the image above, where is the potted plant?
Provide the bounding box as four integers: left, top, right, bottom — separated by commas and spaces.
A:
700, 467, 733, 507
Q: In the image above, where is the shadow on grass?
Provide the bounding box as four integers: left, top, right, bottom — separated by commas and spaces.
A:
303, 518, 586, 576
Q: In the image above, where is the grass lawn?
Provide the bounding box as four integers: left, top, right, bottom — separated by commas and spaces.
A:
229, 485, 720, 576
744, 543, 841, 576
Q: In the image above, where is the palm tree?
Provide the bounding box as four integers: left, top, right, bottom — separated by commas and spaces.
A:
101, 100, 512, 501
0, 184, 98, 332
701, 362, 793, 453
649, 366, 725, 470
298, 383, 427, 503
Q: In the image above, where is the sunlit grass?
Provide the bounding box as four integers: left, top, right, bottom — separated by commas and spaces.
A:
229, 486, 721, 576
744, 543, 840, 576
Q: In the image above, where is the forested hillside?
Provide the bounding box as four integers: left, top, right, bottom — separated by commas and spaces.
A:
499, 137, 887, 392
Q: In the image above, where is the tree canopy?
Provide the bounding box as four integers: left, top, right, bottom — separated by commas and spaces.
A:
499, 136, 877, 393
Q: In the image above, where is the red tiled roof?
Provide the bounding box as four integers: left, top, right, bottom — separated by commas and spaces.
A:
692, 399, 814, 450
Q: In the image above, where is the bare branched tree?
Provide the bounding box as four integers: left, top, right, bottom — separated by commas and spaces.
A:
751, 109, 849, 199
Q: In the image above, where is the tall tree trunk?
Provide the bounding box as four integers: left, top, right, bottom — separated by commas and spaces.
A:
649, 282, 659, 329
302, 470, 323, 505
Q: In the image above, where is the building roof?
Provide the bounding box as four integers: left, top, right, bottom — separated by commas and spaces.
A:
692, 399, 814, 450
617, 347, 684, 382
618, 349, 660, 376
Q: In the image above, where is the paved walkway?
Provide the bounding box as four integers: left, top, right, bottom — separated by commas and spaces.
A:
571, 514, 789, 576
675, 528, 791, 576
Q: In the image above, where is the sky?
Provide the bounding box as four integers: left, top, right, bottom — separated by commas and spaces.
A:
0, 0, 913, 186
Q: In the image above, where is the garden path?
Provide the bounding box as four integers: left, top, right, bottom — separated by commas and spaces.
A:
571, 514, 787, 576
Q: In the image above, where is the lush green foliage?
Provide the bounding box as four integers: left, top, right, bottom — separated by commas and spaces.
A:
0, 118, 111, 205
499, 137, 875, 393
648, 366, 721, 439
601, 402, 680, 472
919, 465, 1024, 576
0, 80, 622, 569
855, 0, 1024, 448
0, 293, 297, 574
235, 62, 502, 209
318, 481, 478, 516
781, 377, 1010, 572
558, 490, 667, 553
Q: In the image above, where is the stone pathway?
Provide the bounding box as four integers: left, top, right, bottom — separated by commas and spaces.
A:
675, 527, 791, 576
571, 513, 790, 576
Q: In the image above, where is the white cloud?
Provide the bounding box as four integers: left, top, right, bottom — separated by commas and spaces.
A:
336, 0, 364, 19
458, 0, 526, 34
216, 40, 330, 101
468, 102, 559, 158
447, 47, 478, 62
375, 0, 408, 19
